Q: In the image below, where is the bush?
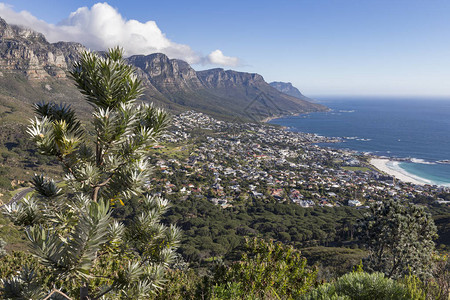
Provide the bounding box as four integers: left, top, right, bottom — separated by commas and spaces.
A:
304, 272, 420, 300
214, 238, 317, 299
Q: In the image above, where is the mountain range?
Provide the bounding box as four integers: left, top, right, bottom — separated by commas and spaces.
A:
0, 17, 326, 122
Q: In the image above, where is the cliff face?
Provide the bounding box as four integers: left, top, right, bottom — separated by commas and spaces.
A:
0, 18, 85, 79
0, 17, 326, 121
198, 68, 265, 88
127, 54, 204, 92
270, 81, 307, 100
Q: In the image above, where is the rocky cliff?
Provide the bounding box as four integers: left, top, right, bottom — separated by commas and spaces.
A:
127, 54, 204, 93
0, 18, 84, 80
0, 17, 326, 121
270, 81, 308, 100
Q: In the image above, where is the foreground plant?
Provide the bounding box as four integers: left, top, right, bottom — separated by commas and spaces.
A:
358, 199, 437, 279
214, 238, 317, 299
304, 271, 415, 300
1, 47, 180, 299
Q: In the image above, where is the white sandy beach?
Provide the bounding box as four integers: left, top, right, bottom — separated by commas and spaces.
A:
369, 158, 433, 186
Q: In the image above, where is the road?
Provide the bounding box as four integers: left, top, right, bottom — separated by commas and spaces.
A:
1, 187, 34, 208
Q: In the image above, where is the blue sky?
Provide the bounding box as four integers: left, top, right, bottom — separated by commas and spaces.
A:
1, 0, 450, 97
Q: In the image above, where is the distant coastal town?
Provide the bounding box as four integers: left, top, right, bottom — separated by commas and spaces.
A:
148, 111, 450, 209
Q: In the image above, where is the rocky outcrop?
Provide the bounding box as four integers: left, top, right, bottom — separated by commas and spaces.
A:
127, 54, 203, 93
0, 17, 84, 79
270, 81, 308, 100
197, 68, 265, 88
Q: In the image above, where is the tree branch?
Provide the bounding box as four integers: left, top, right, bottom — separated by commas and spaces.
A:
93, 285, 114, 300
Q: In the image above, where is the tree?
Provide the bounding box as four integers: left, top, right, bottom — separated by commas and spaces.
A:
1, 47, 180, 299
358, 199, 437, 279
214, 238, 317, 299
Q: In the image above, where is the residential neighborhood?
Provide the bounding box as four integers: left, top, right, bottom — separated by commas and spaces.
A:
147, 111, 449, 208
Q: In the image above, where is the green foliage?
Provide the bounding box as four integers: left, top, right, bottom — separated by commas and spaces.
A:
304, 272, 415, 300
70, 47, 144, 109
301, 247, 367, 279
1, 47, 179, 299
0, 267, 46, 300
153, 269, 210, 300
0, 176, 11, 190
160, 196, 362, 266
211, 282, 252, 300
0, 214, 25, 250
358, 199, 437, 279
400, 272, 426, 300
214, 238, 317, 299
0, 238, 6, 258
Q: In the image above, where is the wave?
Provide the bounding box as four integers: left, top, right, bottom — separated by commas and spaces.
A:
386, 161, 450, 187
409, 158, 436, 165
385, 161, 434, 185
437, 160, 450, 164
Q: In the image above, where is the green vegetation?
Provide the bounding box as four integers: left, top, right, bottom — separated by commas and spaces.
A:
0, 214, 25, 251
161, 197, 363, 266
341, 166, 371, 172
214, 238, 317, 299
0, 45, 448, 299
0, 123, 62, 204
304, 271, 415, 300
152, 142, 195, 159
1, 48, 180, 299
358, 199, 437, 279
301, 246, 367, 278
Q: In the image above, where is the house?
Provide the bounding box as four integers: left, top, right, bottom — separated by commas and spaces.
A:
348, 199, 362, 207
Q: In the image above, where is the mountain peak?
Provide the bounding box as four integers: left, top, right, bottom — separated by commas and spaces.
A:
270, 81, 306, 100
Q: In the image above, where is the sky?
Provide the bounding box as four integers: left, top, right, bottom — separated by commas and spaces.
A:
1, 0, 450, 97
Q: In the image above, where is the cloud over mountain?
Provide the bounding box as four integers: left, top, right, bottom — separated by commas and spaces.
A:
0, 2, 240, 66
207, 50, 240, 67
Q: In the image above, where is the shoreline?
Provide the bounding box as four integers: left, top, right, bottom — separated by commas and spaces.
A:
261, 113, 300, 123
267, 112, 449, 188
261, 108, 331, 123
369, 158, 434, 186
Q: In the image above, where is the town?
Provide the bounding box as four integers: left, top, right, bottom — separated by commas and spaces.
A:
148, 111, 449, 209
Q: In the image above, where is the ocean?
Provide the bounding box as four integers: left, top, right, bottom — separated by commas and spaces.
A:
269, 97, 450, 187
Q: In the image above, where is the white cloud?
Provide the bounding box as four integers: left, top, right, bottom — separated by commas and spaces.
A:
0, 2, 239, 66
207, 49, 240, 67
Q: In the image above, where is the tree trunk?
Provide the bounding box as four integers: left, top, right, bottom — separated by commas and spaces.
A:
80, 283, 90, 300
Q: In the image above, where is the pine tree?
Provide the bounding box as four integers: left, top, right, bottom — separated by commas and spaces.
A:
358, 199, 437, 279
1, 47, 181, 299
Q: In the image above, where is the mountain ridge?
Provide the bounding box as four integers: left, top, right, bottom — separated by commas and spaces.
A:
0, 17, 326, 121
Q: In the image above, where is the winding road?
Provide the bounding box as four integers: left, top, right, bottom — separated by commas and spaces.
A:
1, 187, 34, 208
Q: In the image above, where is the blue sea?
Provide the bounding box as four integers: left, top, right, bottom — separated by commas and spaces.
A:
269, 98, 450, 187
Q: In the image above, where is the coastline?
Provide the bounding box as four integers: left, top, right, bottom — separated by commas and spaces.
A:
369, 158, 433, 186
261, 113, 300, 123
268, 109, 450, 188
261, 107, 331, 123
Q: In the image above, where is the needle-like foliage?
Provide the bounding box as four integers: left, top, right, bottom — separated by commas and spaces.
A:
1, 47, 180, 300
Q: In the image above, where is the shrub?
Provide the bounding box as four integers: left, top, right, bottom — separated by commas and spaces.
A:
304, 272, 420, 300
